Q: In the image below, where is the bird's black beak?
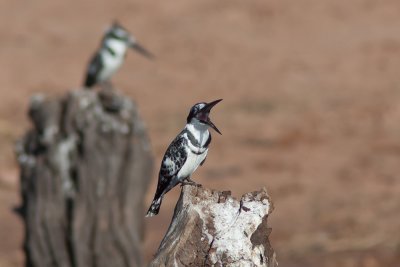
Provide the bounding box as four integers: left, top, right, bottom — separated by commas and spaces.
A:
130, 42, 154, 59
198, 99, 222, 135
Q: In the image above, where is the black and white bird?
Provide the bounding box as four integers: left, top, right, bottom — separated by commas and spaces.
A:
146, 99, 222, 217
83, 22, 153, 88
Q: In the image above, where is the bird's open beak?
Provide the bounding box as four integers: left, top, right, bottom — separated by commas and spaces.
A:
199, 99, 222, 135
130, 42, 154, 59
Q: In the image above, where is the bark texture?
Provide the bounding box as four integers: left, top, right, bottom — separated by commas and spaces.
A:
16, 88, 153, 267
149, 185, 277, 267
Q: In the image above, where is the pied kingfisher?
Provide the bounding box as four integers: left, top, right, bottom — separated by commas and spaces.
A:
146, 99, 222, 217
83, 21, 153, 88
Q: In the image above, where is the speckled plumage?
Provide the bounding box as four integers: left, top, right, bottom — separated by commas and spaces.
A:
146, 100, 222, 217
146, 127, 211, 217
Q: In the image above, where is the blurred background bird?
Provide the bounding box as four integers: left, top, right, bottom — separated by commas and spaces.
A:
83, 21, 153, 89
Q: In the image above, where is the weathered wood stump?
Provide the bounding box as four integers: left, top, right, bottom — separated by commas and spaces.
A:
149, 185, 277, 267
16, 88, 153, 267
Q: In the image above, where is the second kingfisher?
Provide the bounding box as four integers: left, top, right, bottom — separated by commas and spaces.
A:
83, 21, 153, 88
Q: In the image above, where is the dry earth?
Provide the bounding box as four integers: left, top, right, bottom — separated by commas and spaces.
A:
1, 0, 400, 266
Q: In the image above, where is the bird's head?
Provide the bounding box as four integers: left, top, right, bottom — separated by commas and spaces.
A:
104, 21, 154, 59
186, 99, 222, 134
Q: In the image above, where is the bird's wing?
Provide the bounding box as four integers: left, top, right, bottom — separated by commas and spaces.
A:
84, 53, 103, 87
160, 135, 187, 178
155, 134, 187, 197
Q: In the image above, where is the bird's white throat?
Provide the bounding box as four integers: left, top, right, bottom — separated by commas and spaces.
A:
104, 39, 128, 57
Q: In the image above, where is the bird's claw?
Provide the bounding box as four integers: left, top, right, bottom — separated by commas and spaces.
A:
181, 178, 202, 187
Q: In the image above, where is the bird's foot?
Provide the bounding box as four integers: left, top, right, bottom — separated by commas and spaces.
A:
98, 87, 124, 113
181, 178, 202, 187
100, 80, 114, 91
181, 181, 197, 186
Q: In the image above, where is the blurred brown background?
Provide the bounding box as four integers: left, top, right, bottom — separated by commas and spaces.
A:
1, 0, 400, 266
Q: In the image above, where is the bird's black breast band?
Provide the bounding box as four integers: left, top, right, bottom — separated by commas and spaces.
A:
185, 130, 212, 155
185, 130, 212, 148
105, 46, 116, 56
190, 149, 203, 155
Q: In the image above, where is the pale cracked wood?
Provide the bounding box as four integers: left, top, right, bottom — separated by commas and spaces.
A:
16, 88, 153, 267
149, 185, 278, 267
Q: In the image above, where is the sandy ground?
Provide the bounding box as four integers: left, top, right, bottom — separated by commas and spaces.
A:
1, 0, 400, 266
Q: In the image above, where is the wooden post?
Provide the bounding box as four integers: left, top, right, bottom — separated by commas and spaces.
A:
149, 185, 277, 267
16, 89, 153, 267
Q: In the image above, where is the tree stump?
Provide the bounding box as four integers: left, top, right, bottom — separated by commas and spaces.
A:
149, 185, 277, 267
15, 88, 153, 267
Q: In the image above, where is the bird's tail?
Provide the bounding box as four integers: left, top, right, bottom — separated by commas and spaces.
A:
146, 197, 163, 217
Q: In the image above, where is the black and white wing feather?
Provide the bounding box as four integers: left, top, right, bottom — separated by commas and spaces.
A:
146, 135, 188, 217
84, 53, 103, 87
155, 134, 187, 197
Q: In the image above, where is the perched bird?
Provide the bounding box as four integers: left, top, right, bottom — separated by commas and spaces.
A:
83, 21, 153, 88
146, 99, 222, 217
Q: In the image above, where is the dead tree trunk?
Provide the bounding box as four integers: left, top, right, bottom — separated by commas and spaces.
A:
16, 88, 153, 267
149, 185, 277, 267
